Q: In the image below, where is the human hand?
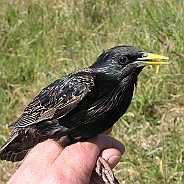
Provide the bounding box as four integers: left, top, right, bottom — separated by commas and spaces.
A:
8, 134, 124, 184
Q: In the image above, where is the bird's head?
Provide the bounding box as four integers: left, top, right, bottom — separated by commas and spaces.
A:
90, 45, 169, 83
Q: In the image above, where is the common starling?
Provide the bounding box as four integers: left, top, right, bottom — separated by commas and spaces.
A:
0, 46, 168, 183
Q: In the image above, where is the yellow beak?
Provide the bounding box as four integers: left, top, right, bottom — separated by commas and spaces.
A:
135, 52, 169, 66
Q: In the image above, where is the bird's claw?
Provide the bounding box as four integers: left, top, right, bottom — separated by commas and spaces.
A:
95, 156, 119, 184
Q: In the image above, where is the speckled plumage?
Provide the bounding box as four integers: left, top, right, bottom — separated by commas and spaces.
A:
0, 46, 147, 162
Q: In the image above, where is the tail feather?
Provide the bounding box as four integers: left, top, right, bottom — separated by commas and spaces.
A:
0, 120, 68, 162
0, 127, 38, 162
0, 149, 28, 162
0, 130, 19, 161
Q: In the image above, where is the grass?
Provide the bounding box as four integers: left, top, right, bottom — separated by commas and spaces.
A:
0, 0, 184, 183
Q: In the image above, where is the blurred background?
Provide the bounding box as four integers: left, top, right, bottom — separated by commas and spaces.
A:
0, 0, 183, 183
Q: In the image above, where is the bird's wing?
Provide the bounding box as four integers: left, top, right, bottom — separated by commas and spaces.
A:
11, 72, 95, 128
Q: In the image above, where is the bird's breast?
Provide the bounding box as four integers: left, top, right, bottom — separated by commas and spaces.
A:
57, 81, 134, 140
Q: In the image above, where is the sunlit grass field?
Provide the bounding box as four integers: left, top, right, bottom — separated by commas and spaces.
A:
0, 0, 184, 183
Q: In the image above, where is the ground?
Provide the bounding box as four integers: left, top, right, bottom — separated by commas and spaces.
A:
0, 0, 184, 183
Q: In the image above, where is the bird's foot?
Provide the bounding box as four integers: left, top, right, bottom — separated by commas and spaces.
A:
95, 156, 119, 184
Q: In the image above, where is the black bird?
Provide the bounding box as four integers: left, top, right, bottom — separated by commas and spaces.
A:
0, 46, 168, 183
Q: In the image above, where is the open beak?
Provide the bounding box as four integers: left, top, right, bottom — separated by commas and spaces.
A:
135, 52, 169, 66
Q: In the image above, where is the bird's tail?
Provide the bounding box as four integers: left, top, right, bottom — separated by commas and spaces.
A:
0, 120, 68, 162
0, 127, 38, 162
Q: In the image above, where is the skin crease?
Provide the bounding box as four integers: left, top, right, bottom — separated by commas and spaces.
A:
7, 127, 125, 184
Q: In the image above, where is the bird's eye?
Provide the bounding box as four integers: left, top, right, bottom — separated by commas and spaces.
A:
119, 56, 128, 65
142, 53, 148, 58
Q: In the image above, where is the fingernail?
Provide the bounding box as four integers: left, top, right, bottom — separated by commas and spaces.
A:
108, 156, 121, 168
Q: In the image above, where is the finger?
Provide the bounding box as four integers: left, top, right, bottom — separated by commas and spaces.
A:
53, 140, 100, 183
54, 134, 124, 169
23, 139, 63, 166
8, 140, 64, 184
52, 135, 124, 183
100, 148, 122, 169
91, 134, 125, 155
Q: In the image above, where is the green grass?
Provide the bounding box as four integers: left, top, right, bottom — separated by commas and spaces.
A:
0, 0, 184, 183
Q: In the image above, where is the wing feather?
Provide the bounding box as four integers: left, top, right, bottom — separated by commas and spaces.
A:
11, 71, 95, 128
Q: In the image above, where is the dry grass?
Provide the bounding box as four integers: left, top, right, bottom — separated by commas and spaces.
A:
0, 0, 184, 183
